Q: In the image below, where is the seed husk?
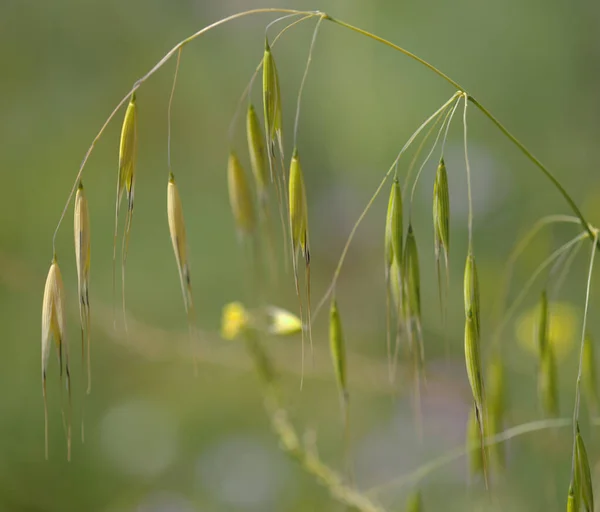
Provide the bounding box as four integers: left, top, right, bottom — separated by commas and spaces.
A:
538, 344, 558, 417
464, 249, 480, 337
405, 490, 423, 512
465, 312, 484, 416
74, 182, 91, 394
262, 37, 282, 154
467, 404, 483, 477
41, 258, 71, 460
247, 104, 269, 204
289, 148, 312, 383
403, 223, 424, 367
575, 424, 594, 512
433, 158, 450, 328
537, 290, 549, 357
486, 354, 505, 471
582, 333, 598, 414
227, 151, 256, 236
567, 480, 580, 512
167, 172, 198, 372
113, 92, 138, 331
329, 298, 348, 400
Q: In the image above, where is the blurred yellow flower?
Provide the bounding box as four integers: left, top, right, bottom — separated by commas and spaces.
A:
266, 306, 303, 336
221, 302, 250, 340
516, 301, 578, 360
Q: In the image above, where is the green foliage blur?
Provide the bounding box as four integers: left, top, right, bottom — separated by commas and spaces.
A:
2, 0, 600, 510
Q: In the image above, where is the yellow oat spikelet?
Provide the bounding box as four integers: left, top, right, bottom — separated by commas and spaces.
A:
41, 258, 71, 460
289, 148, 312, 385
74, 182, 91, 394
167, 172, 198, 372
262, 37, 283, 157
113, 92, 138, 331
227, 151, 256, 236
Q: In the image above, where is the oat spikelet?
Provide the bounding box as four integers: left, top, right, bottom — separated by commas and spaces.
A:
247, 104, 269, 206
538, 344, 558, 417
41, 258, 71, 460
113, 92, 138, 331
575, 424, 594, 512
433, 158, 450, 329
289, 148, 312, 385
403, 224, 423, 364
227, 151, 256, 237
74, 182, 91, 395
582, 333, 598, 414
329, 298, 348, 404
466, 404, 484, 480
384, 178, 403, 381
567, 480, 580, 512
464, 249, 481, 337
486, 353, 506, 471
167, 172, 198, 373
263, 37, 282, 159
405, 490, 424, 512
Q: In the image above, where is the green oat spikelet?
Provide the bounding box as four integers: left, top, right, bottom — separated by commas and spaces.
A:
41, 258, 71, 461
575, 424, 594, 512
486, 353, 506, 471
567, 480, 580, 512
329, 298, 348, 404
538, 344, 558, 417
227, 151, 256, 237
262, 37, 282, 157
537, 290, 549, 357
582, 333, 599, 414
74, 182, 91, 394
167, 172, 198, 373
467, 404, 484, 478
403, 223, 423, 364
247, 104, 269, 206
464, 249, 481, 337
113, 92, 138, 332
289, 148, 312, 385
433, 158, 450, 319
405, 490, 424, 512
384, 178, 403, 380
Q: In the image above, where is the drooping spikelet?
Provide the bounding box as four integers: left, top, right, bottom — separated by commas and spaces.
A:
464, 249, 480, 337
41, 258, 71, 460
575, 424, 594, 512
582, 333, 598, 414
405, 490, 424, 512
262, 37, 282, 158
329, 298, 348, 403
466, 404, 484, 479
227, 151, 256, 237
113, 92, 138, 331
486, 353, 506, 471
246, 104, 269, 206
403, 224, 423, 364
567, 480, 580, 512
538, 344, 558, 417
384, 177, 403, 381
74, 182, 91, 394
433, 158, 450, 320
167, 172, 198, 372
289, 148, 312, 384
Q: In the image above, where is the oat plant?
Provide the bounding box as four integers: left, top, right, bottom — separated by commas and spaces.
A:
42, 7, 600, 511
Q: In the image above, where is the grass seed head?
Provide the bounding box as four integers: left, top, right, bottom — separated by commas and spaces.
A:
464, 250, 481, 337
246, 104, 269, 201
486, 353, 505, 422
567, 480, 580, 512
74, 182, 91, 392
227, 151, 256, 236
537, 290, 549, 357
582, 332, 598, 412
118, 93, 138, 202
538, 344, 558, 417
262, 38, 282, 144
403, 224, 421, 320
576, 424, 594, 512
464, 312, 484, 413
385, 177, 403, 270
329, 298, 347, 398
405, 490, 423, 512
467, 404, 483, 477
289, 148, 309, 259
433, 158, 450, 257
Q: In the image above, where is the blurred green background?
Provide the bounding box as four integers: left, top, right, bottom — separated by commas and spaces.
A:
2, 0, 600, 510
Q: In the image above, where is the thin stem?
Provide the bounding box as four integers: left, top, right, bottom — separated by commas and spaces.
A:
571, 229, 598, 470
409, 96, 458, 207
369, 417, 577, 496
51, 8, 315, 254
467, 96, 595, 242
313, 93, 460, 321
462, 94, 473, 246
293, 15, 325, 146
440, 93, 460, 156
167, 48, 182, 173
326, 16, 463, 91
